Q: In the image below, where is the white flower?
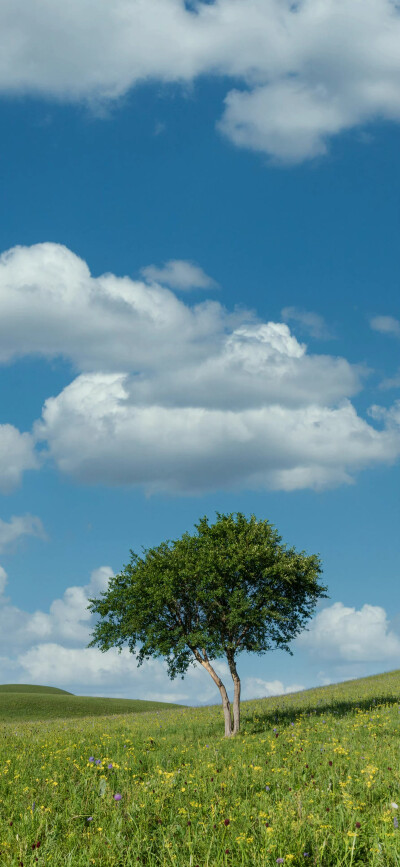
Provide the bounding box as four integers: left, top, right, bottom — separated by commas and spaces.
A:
390, 802, 398, 810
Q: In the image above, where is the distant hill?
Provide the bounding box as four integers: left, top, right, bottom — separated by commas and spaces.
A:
0, 688, 184, 722
0, 684, 73, 695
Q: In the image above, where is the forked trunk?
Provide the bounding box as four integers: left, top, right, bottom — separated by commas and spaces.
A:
191, 647, 233, 736
227, 650, 241, 735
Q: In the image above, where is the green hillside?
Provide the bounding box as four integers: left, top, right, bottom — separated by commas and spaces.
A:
0, 690, 183, 722
1, 668, 400, 865
0, 683, 73, 694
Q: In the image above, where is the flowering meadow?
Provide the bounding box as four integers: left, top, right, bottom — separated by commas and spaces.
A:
1, 669, 400, 866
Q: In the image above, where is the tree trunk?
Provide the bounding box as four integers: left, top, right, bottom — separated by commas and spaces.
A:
227, 650, 241, 735
190, 646, 232, 736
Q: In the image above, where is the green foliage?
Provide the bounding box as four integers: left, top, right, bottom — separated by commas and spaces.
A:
88, 512, 328, 678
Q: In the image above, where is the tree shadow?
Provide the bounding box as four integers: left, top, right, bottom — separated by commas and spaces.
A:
242, 692, 400, 734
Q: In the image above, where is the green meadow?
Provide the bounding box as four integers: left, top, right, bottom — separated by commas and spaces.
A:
1, 670, 400, 866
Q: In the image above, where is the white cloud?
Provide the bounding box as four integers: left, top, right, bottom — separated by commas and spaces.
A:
296, 601, 400, 663
141, 260, 217, 291
379, 370, 400, 390
370, 315, 400, 337
0, 566, 7, 596
0, 242, 399, 494
2, 1, 400, 161
242, 677, 305, 700
0, 514, 46, 552
0, 243, 232, 372
0, 566, 114, 650
281, 307, 332, 340
0, 424, 39, 492
36, 374, 400, 494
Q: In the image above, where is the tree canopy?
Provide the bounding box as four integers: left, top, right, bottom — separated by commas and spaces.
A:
88, 512, 328, 735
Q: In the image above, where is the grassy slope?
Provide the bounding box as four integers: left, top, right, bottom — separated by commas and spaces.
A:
1, 667, 400, 865
0, 691, 183, 722
0, 684, 73, 694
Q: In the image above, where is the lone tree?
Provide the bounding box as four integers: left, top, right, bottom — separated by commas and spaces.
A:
88, 513, 328, 736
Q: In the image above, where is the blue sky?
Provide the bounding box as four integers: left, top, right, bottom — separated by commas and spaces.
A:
0, 0, 399, 705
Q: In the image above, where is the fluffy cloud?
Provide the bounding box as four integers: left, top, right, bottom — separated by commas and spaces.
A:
0, 241, 398, 494
2, 1, 400, 161
0, 424, 39, 492
36, 374, 400, 494
0, 514, 46, 552
141, 260, 217, 291
0, 566, 114, 650
370, 315, 400, 337
296, 601, 400, 663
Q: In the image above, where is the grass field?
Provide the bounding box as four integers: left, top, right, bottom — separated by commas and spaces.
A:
0, 685, 183, 723
1, 669, 400, 866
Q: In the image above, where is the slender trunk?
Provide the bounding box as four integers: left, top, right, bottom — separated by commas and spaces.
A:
190, 646, 232, 736
226, 650, 241, 735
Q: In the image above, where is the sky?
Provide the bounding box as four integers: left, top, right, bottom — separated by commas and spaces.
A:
0, 0, 399, 706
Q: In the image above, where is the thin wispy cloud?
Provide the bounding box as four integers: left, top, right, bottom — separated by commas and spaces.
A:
281, 306, 333, 340
141, 259, 218, 291
370, 315, 400, 337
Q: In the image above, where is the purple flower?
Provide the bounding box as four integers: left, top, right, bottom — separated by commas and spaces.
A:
277, 860, 284, 864
95, 760, 101, 766
394, 817, 399, 829
114, 793, 122, 801
89, 757, 94, 762
265, 786, 270, 791
108, 763, 113, 769
87, 817, 93, 823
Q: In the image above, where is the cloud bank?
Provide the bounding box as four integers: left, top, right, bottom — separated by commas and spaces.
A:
2, 1, 400, 162
0, 241, 399, 495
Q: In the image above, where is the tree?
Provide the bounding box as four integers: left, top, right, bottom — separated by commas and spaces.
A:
87, 513, 328, 736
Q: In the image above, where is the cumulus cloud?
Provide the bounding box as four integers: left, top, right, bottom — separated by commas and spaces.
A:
0, 566, 114, 651
370, 315, 400, 337
281, 307, 332, 340
2, 1, 400, 162
0, 514, 46, 552
35, 374, 400, 494
141, 260, 217, 291
0, 242, 399, 494
296, 601, 400, 663
0, 424, 39, 492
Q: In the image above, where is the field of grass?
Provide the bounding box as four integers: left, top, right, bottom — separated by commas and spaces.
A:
0, 685, 73, 695
1, 669, 400, 866
0, 687, 183, 723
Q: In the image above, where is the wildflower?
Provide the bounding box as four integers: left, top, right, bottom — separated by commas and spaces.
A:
224, 819, 230, 826
225, 850, 230, 855
87, 817, 93, 823
355, 822, 361, 829
114, 793, 122, 801
391, 803, 398, 810
277, 859, 284, 864
265, 786, 270, 791
394, 818, 399, 830
108, 763, 113, 769
89, 757, 94, 762
95, 760, 101, 766
328, 761, 332, 766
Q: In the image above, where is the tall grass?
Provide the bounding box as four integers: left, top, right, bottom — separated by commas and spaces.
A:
1, 668, 400, 865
